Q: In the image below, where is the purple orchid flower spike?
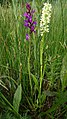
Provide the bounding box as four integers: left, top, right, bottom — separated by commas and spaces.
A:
23, 3, 37, 40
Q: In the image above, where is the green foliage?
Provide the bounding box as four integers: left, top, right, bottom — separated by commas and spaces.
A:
47, 91, 67, 113
39, 91, 67, 118
0, 112, 31, 119
60, 54, 67, 91
0, 112, 17, 119
13, 84, 22, 113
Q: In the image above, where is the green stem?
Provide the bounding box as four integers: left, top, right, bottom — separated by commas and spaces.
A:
60, 0, 64, 42
28, 40, 32, 95
39, 36, 44, 95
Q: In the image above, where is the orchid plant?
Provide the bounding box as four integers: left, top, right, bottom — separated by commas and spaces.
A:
23, 2, 52, 109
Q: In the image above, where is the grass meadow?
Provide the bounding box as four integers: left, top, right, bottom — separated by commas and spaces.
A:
0, 0, 67, 119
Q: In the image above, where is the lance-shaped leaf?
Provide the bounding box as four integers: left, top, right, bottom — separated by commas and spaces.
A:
13, 84, 22, 113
